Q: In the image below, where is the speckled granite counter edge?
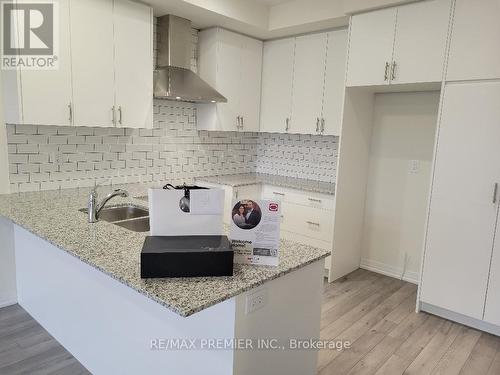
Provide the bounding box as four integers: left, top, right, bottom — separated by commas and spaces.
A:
3, 209, 329, 317
196, 173, 336, 196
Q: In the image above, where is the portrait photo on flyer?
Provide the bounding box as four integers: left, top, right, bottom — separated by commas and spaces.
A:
229, 199, 281, 266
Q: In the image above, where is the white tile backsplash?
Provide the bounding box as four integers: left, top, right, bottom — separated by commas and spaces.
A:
256, 133, 338, 183
6, 22, 338, 192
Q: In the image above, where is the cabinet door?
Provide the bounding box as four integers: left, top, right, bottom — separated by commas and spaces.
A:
485, 214, 500, 326
70, 0, 115, 127
391, 0, 451, 84
259, 38, 294, 134
447, 0, 500, 81
21, 0, 72, 126
290, 33, 327, 134
346, 8, 396, 87
238, 36, 262, 132
216, 29, 241, 131
113, 0, 153, 129
421, 82, 500, 320
322, 29, 348, 136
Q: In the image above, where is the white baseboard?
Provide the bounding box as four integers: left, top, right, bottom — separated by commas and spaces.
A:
0, 298, 17, 309
360, 258, 419, 284
421, 302, 500, 337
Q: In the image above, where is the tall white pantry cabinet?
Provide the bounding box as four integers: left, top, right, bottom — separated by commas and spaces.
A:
419, 0, 500, 333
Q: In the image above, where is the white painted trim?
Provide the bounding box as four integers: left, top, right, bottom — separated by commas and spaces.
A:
421, 302, 500, 337
0, 299, 17, 308
0, 70, 10, 194
360, 258, 419, 284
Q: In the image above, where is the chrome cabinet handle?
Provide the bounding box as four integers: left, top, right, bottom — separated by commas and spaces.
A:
306, 221, 320, 226
493, 183, 498, 204
236, 116, 241, 129
118, 106, 123, 125
285, 117, 290, 131
316, 117, 320, 133
391, 61, 397, 80
384, 62, 390, 81
112, 106, 116, 125
321, 118, 325, 134
241, 115, 244, 129
273, 191, 285, 196
68, 103, 72, 123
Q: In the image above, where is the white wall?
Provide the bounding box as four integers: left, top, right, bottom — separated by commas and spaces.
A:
0, 216, 16, 307
360, 92, 439, 283
0, 71, 10, 194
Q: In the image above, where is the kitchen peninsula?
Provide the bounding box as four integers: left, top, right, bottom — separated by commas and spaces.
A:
0, 183, 329, 375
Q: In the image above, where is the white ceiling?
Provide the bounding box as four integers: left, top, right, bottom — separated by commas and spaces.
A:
251, 0, 294, 6
145, 0, 419, 40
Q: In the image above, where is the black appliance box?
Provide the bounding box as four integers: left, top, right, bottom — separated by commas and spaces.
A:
140, 235, 233, 278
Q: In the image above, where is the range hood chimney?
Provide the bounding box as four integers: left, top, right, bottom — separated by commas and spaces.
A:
154, 15, 227, 103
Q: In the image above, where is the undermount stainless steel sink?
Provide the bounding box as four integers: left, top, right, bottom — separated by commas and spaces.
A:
95, 206, 148, 223
80, 205, 150, 232
113, 217, 150, 232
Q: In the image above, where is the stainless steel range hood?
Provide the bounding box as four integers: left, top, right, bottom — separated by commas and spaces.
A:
154, 15, 227, 103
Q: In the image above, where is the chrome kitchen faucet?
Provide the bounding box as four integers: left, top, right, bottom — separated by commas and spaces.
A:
88, 186, 129, 223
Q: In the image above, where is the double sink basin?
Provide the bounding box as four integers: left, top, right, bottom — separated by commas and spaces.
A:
80, 205, 150, 232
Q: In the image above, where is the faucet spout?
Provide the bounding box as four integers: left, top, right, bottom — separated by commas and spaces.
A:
88, 188, 129, 223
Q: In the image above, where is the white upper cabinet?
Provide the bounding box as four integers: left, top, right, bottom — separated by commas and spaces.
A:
259, 30, 347, 135
113, 0, 153, 128
321, 29, 348, 136
70, 0, 116, 127
347, 0, 451, 87
290, 33, 327, 134
238, 36, 263, 132
2, 0, 73, 126
21, 0, 73, 126
259, 38, 295, 134
215, 29, 242, 131
391, 0, 451, 84
421, 81, 500, 320
346, 7, 397, 87
2, 0, 153, 128
447, 0, 500, 81
198, 28, 263, 132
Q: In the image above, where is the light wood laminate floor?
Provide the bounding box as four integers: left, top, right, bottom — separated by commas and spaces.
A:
318, 269, 500, 375
1, 269, 499, 375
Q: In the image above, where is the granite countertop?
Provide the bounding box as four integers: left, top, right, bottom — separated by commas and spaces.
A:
196, 173, 336, 195
0, 183, 330, 317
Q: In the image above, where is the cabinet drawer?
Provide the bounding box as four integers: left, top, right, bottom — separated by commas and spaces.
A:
281, 229, 332, 251
262, 185, 335, 211
284, 203, 334, 242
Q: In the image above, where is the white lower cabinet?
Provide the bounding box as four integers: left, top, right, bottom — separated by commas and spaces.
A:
421, 81, 500, 325
197, 180, 335, 274
261, 185, 334, 273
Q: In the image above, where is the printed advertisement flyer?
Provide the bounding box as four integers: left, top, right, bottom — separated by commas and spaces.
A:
229, 199, 281, 266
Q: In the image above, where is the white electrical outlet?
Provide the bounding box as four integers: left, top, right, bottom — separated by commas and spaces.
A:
245, 288, 267, 314
409, 160, 420, 174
